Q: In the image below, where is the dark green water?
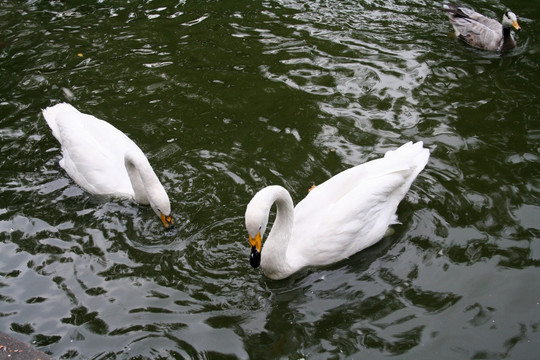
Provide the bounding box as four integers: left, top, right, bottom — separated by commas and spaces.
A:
1, 0, 539, 358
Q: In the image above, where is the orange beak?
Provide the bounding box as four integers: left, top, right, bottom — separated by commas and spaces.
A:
249, 232, 262, 252
160, 213, 174, 229
249, 232, 262, 268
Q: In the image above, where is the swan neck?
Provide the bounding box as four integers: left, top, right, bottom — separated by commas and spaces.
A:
125, 151, 159, 204
261, 186, 296, 279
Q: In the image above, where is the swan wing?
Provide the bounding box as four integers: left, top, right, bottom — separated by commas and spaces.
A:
43, 103, 138, 196
289, 142, 429, 267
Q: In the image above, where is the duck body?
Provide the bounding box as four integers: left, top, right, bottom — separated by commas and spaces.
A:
442, 3, 521, 51
42, 103, 173, 228
245, 141, 430, 280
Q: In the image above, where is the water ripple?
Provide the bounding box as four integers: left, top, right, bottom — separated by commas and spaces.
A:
1, 0, 539, 358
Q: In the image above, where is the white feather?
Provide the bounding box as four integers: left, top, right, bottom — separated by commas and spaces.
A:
42, 103, 172, 225
245, 141, 429, 280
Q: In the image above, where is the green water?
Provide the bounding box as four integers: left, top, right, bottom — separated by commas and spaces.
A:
1, 0, 539, 358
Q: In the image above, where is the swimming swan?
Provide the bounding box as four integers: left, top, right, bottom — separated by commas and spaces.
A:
244, 141, 429, 280
442, 3, 521, 51
42, 103, 174, 228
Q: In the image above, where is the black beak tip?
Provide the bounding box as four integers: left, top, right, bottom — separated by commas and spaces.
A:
250, 247, 261, 268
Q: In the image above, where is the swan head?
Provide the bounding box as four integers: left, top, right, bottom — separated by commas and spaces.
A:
502, 11, 521, 31
245, 213, 268, 269
159, 211, 174, 229
124, 151, 174, 229
148, 190, 174, 229
245, 194, 270, 269
249, 232, 262, 268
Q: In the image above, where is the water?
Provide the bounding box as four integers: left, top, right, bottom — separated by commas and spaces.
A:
1, 0, 539, 358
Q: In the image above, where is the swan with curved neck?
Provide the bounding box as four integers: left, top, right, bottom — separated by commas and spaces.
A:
245, 142, 429, 280
442, 4, 521, 51
42, 103, 173, 228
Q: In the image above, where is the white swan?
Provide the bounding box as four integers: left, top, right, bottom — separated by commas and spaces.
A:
442, 3, 521, 51
244, 141, 429, 280
42, 103, 174, 228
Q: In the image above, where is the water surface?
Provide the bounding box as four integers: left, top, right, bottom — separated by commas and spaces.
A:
1, 0, 539, 358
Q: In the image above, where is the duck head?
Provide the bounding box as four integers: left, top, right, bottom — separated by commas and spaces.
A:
503, 11, 521, 31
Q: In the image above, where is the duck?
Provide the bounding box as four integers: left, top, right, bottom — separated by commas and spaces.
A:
42, 103, 174, 228
442, 3, 521, 51
244, 141, 429, 280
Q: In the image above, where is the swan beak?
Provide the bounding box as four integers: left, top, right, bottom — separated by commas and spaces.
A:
249, 232, 262, 268
160, 213, 174, 229
512, 20, 521, 31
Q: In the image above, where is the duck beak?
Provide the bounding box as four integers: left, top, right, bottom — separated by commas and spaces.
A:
160, 213, 174, 229
249, 232, 262, 268
512, 20, 521, 31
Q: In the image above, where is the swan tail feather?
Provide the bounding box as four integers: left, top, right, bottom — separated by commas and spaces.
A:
384, 141, 430, 180
42, 103, 79, 141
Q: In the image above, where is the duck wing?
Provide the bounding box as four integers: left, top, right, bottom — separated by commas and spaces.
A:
442, 4, 502, 50
447, 5, 501, 32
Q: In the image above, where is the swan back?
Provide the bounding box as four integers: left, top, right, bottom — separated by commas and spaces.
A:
43, 103, 139, 196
